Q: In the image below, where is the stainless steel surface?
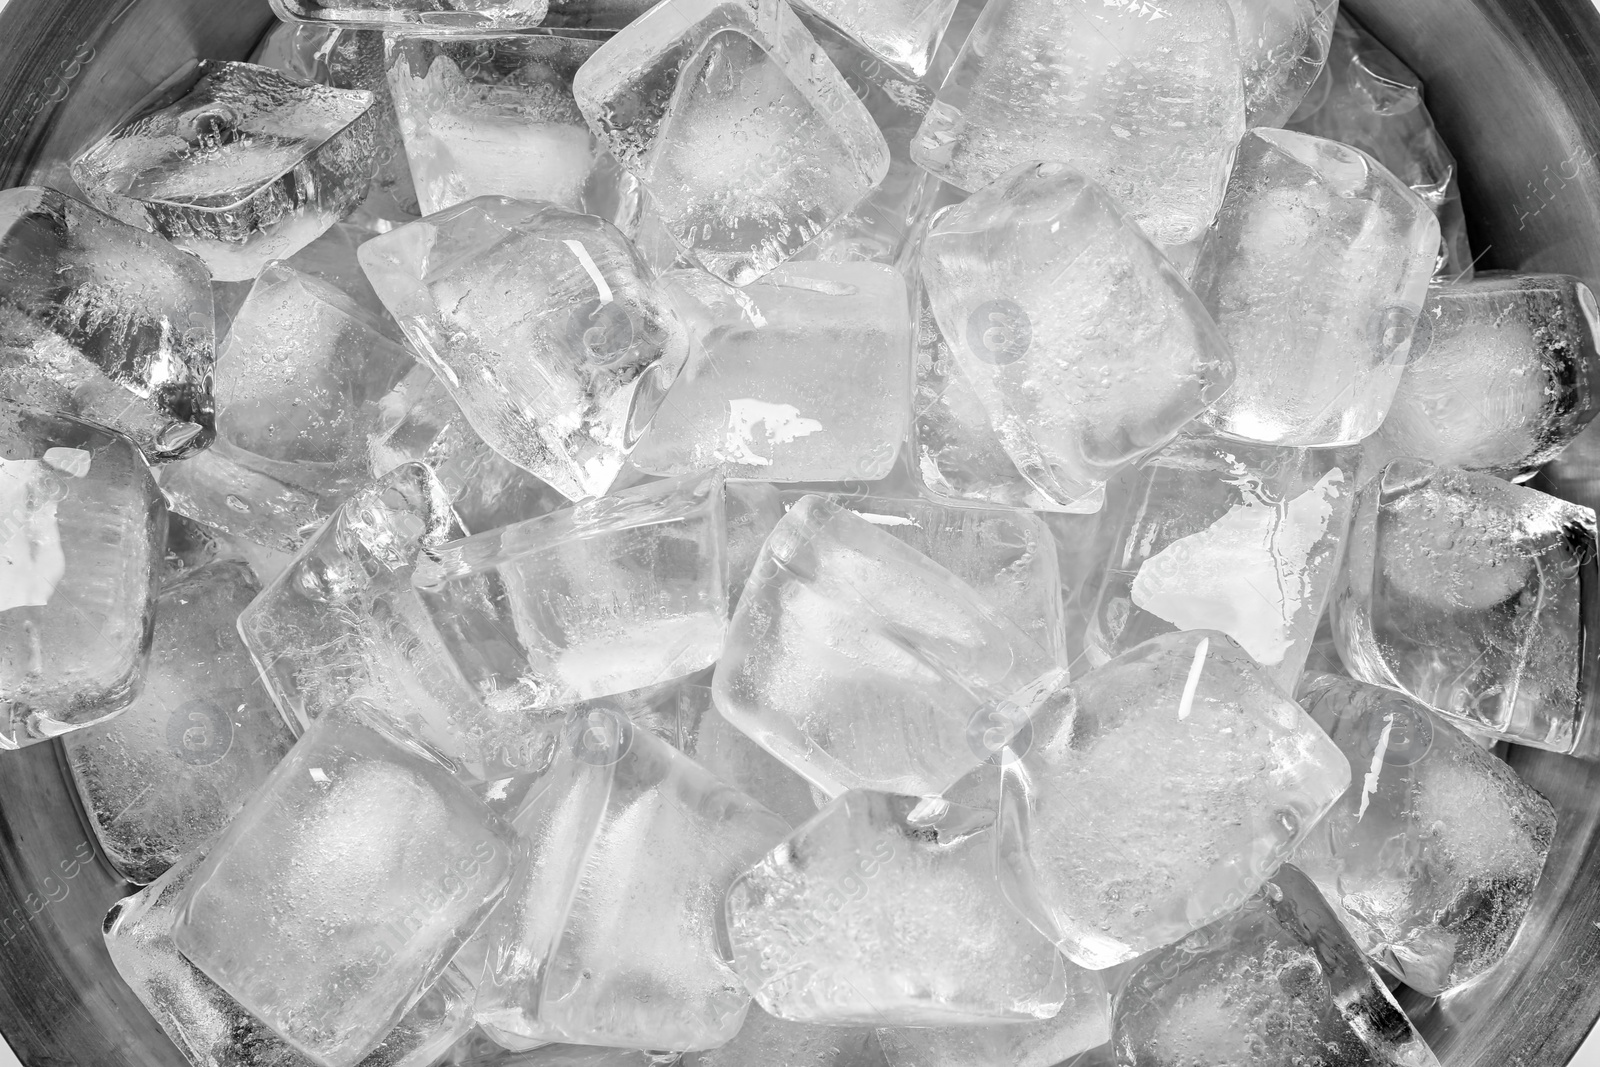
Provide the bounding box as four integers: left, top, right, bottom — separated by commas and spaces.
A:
3, 0, 1600, 1064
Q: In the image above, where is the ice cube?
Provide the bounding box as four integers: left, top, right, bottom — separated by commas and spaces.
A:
999, 631, 1351, 968
215, 263, 416, 497
1368, 272, 1600, 479
0, 186, 215, 461
412, 471, 727, 714
0, 404, 165, 745
630, 263, 912, 482
725, 790, 1068, 1025
170, 702, 515, 1067
105, 849, 475, 1067
358, 196, 687, 501
713, 495, 1061, 797
1191, 128, 1441, 446
682, 1007, 885, 1067
155, 438, 336, 553
1294, 673, 1556, 995
474, 722, 787, 1050
1288, 10, 1472, 278
1332, 460, 1597, 752
671, 675, 821, 828
911, 0, 1244, 245
279, 221, 398, 324
445, 1033, 660, 1066
267, 0, 547, 37
724, 481, 785, 610
1230, 0, 1339, 128
386, 35, 638, 225
921, 162, 1235, 509
238, 463, 511, 782
1111, 864, 1440, 1067
1086, 436, 1360, 690
572, 0, 890, 285
876, 964, 1109, 1067
791, 0, 956, 77
788, 492, 1067, 662
72, 62, 378, 282
253, 23, 420, 221
910, 288, 1063, 512
63, 561, 294, 885
368, 367, 570, 536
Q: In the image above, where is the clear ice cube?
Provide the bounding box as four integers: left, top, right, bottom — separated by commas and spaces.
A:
1295, 673, 1556, 995
267, 0, 547, 37
170, 702, 515, 1067
724, 480, 785, 610
911, 0, 1245, 245
474, 722, 788, 1050
1086, 436, 1360, 690
358, 196, 687, 501
0, 404, 166, 745
786, 492, 1067, 662
725, 790, 1068, 1025
215, 263, 417, 496
1368, 272, 1600, 478
0, 186, 215, 460
105, 849, 475, 1067
876, 965, 1109, 1067
682, 1007, 885, 1067
790, 0, 958, 77
1332, 460, 1597, 752
412, 471, 728, 714
1111, 864, 1441, 1067
1229, 0, 1339, 129
253, 23, 420, 220
572, 0, 891, 285
921, 162, 1235, 509
1287, 10, 1472, 278
386, 35, 638, 224
998, 631, 1351, 968
1191, 128, 1441, 446
713, 494, 1061, 797
630, 263, 913, 482
445, 1033, 661, 1066
154, 437, 336, 554
63, 560, 294, 885
72, 62, 378, 282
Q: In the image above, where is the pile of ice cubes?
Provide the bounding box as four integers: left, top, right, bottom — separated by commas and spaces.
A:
1, 0, 1594, 1064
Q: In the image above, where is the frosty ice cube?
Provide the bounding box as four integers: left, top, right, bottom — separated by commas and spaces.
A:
682, 1007, 885, 1067
1332, 461, 1597, 752
726, 790, 1067, 1024
1295, 673, 1556, 995
253, 23, 419, 221
359, 196, 686, 501
155, 438, 335, 553
1369, 273, 1600, 478
0, 186, 215, 460
999, 631, 1351, 968
876, 966, 1109, 1067
72, 62, 378, 282
412, 471, 727, 714
1230, 0, 1339, 128
714, 495, 1061, 797
572, 0, 890, 285
105, 849, 475, 1067
474, 722, 787, 1051
1192, 129, 1441, 446
790, 0, 957, 77
1288, 10, 1472, 277
1112, 864, 1440, 1067
170, 702, 514, 1067
268, 0, 547, 37
630, 263, 912, 482
63, 561, 293, 885
1086, 436, 1360, 690
387, 35, 637, 224
911, 288, 1063, 512
788, 492, 1067, 661
921, 162, 1235, 509
912, 0, 1244, 244
0, 404, 165, 745
216, 263, 416, 496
